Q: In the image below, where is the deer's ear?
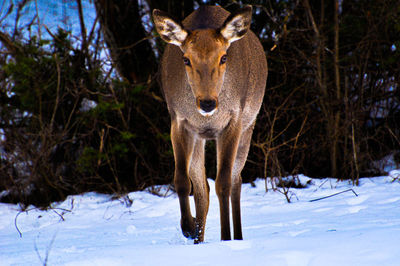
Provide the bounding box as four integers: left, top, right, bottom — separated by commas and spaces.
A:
220, 5, 252, 44
153, 9, 188, 46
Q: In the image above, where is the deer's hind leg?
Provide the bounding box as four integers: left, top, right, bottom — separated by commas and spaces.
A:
189, 138, 210, 243
171, 120, 196, 239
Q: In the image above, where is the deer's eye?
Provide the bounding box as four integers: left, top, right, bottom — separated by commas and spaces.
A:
183, 57, 191, 66
220, 54, 227, 65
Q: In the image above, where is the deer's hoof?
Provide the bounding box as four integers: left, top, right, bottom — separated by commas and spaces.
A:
181, 217, 198, 239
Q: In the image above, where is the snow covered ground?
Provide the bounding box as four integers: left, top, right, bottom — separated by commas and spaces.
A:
1, 171, 400, 266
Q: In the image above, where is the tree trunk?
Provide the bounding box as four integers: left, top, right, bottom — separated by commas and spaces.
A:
331, 0, 341, 178
95, 0, 156, 84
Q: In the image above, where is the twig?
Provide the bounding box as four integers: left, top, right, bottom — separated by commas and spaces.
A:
34, 231, 57, 266
351, 124, 360, 185
277, 187, 298, 203
309, 188, 358, 202
14, 210, 26, 238
117, 36, 153, 50
98, 128, 105, 167
43, 24, 59, 43
387, 127, 400, 146
0, 31, 21, 54
14, 207, 71, 237
34, 0, 41, 39
87, 14, 99, 46
51, 209, 67, 221
49, 54, 61, 131
0, 2, 14, 25
76, 0, 87, 52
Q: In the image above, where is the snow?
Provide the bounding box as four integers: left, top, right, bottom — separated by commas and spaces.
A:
1, 170, 400, 266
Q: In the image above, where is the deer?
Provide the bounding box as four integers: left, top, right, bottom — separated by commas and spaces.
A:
153, 5, 267, 243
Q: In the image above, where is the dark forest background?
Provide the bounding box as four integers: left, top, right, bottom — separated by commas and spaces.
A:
0, 0, 399, 207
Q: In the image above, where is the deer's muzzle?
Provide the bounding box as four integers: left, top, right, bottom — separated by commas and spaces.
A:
197, 98, 218, 116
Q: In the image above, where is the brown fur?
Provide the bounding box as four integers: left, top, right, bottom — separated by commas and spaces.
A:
153, 5, 267, 243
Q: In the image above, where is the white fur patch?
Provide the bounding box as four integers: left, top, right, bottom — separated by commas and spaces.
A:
161, 19, 187, 46
220, 15, 247, 43
198, 108, 217, 117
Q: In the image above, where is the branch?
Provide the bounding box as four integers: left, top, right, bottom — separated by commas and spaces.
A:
309, 188, 358, 202
76, 0, 87, 52
303, 0, 320, 37
0, 31, 21, 54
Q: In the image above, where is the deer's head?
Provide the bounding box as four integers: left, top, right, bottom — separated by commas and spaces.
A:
153, 6, 252, 116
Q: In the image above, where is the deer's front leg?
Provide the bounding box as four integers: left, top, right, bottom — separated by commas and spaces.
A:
171, 119, 196, 239
216, 122, 242, 241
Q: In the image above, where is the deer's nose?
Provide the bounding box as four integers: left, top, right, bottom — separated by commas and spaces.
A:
199, 99, 217, 113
